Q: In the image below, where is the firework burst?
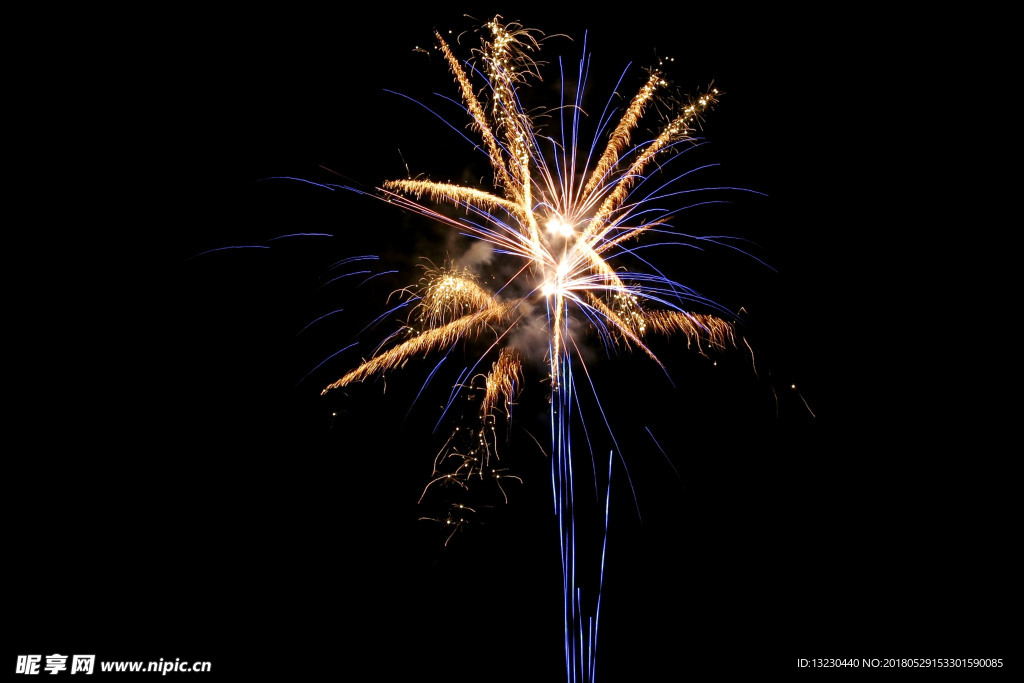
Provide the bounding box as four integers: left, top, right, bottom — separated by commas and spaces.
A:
319, 17, 753, 681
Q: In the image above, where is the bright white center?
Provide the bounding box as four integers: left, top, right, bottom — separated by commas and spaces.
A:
542, 260, 571, 297
546, 217, 574, 238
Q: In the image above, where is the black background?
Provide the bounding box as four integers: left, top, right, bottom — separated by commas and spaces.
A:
9, 4, 1014, 681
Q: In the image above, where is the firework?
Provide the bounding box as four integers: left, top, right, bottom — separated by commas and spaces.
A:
321, 17, 746, 682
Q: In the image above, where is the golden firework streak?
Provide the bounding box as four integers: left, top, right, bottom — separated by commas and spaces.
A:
413, 267, 499, 328
583, 88, 720, 247
320, 301, 518, 394
481, 347, 522, 420
383, 179, 524, 220
434, 30, 516, 200
581, 72, 663, 199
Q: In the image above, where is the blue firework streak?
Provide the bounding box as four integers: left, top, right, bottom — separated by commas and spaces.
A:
317, 17, 760, 682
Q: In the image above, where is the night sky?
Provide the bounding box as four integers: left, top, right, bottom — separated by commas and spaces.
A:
11, 5, 1014, 681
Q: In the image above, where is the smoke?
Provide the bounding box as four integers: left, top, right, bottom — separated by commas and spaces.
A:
508, 298, 595, 373
508, 299, 548, 368
456, 240, 494, 269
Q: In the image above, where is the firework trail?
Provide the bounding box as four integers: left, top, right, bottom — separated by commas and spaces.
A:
319, 17, 752, 681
